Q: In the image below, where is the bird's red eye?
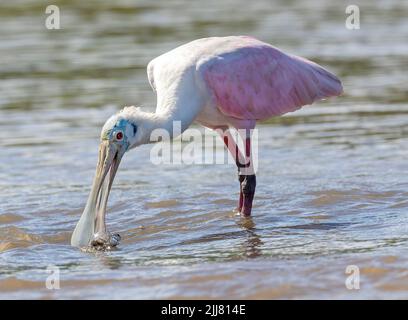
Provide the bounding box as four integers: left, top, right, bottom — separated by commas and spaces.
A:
116, 131, 123, 140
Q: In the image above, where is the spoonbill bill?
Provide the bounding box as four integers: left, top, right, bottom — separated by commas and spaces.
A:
71, 36, 343, 249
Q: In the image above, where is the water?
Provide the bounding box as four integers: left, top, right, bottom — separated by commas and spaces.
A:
1, 0, 408, 299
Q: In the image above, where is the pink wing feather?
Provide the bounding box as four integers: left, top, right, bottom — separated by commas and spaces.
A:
202, 41, 343, 120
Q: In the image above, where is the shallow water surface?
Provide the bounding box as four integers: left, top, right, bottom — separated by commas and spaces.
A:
0, 0, 408, 299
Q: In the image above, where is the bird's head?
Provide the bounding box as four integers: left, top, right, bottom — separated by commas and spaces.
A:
71, 106, 150, 247
95, 110, 140, 187
101, 106, 148, 150
101, 114, 136, 153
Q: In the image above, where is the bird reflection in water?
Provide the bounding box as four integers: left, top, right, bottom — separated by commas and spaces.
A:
237, 217, 263, 259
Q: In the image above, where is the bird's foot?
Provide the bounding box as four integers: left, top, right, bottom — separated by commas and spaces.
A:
91, 232, 121, 250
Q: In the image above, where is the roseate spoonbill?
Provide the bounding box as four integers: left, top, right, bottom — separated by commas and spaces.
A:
71, 36, 343, 249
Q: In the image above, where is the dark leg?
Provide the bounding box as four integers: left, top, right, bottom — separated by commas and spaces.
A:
219, 128, 256, 216
237, 132, 256, 216
238, 173, 244, 212
220, 129, 246, 212
240, 174, 256, 216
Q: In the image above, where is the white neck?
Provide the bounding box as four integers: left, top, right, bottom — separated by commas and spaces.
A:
126, 69, 208, 147
128, 95, 205, 147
